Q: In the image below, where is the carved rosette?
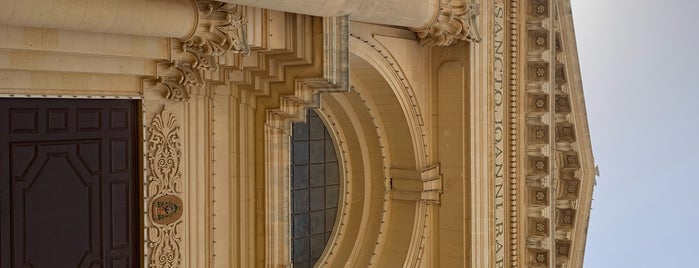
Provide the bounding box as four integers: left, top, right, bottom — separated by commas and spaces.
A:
412, 0, 482, 46
158, 0, 249, 102
146, 110, 184, 268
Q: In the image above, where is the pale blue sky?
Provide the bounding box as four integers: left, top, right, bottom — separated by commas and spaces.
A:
572, 0, 699, 267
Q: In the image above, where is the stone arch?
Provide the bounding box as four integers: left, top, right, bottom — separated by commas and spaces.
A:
311, 39, 436, 267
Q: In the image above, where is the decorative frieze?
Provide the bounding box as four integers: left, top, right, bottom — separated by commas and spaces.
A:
412, 0, 482, 46
518, 0, 556, 266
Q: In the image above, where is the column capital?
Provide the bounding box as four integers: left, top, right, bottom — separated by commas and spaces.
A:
183, 0, 251, 60
411, 0, 482, 46
158, 0, 250, 102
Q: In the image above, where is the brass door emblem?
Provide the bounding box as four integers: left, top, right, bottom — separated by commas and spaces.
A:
151, 195, 183, 225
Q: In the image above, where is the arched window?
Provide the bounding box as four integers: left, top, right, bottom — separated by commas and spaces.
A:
290, 110, 340, 267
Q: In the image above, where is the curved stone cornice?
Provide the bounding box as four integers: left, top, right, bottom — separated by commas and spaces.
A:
158, 0, 250, 102
412, 0, 482, 46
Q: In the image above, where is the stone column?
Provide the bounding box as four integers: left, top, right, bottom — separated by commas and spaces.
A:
220, 0, 437, 28
0, 0, 197, 38
220, 0, 482, 46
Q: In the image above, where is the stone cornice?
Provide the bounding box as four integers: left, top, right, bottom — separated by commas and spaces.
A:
555, 1, 596, 267
509, 0, 595, 267
411, 0, 482, 46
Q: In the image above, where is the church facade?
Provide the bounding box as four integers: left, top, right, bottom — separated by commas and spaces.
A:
0, 0, 595, 267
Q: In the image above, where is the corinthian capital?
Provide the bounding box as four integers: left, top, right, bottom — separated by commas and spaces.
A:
183, 0, 250, 68
157, 0, 250, 102
412, 0, 481, 46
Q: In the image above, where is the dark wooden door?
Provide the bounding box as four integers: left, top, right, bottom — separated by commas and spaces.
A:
0, 98, 139, 268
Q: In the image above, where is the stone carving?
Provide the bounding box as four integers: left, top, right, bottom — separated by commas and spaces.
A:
529, 217, 549, 236
184, 1, 250, 67
412, 0, 481, 46
529, 156, 549, 174
146, 110, 184, 268
529, 0, 549, 17
529, 94, 549, 112
530, 187, 549, 205
528, 62, 550, 81
528, 125, 549, 144
555, 123, 576, 142
159, 0, 249, 101
557, 209, 576, 230
556, 239, 572, 258
534, 251, 548, 264
152, 195, 184, 225
160, 62, 203, 102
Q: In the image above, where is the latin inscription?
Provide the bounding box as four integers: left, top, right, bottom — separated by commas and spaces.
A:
493, 1, 506, 267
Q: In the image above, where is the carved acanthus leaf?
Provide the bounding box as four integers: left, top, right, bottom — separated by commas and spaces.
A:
412, 0, 481, 46
184, 0, 250, 65
157, 0, 249, 102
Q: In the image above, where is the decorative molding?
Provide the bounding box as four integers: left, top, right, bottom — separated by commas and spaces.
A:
412, 0, 482, 46
146, 110, 184, 268
507, 0, 520, 268
518, 0, 556, 266
349, 33, 427, 131
157, 0, 250, 102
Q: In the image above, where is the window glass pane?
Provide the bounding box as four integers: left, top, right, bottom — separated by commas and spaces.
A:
291, 110, 340, 267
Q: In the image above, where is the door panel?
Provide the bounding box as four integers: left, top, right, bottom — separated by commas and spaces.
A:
0, 99, 139, 268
